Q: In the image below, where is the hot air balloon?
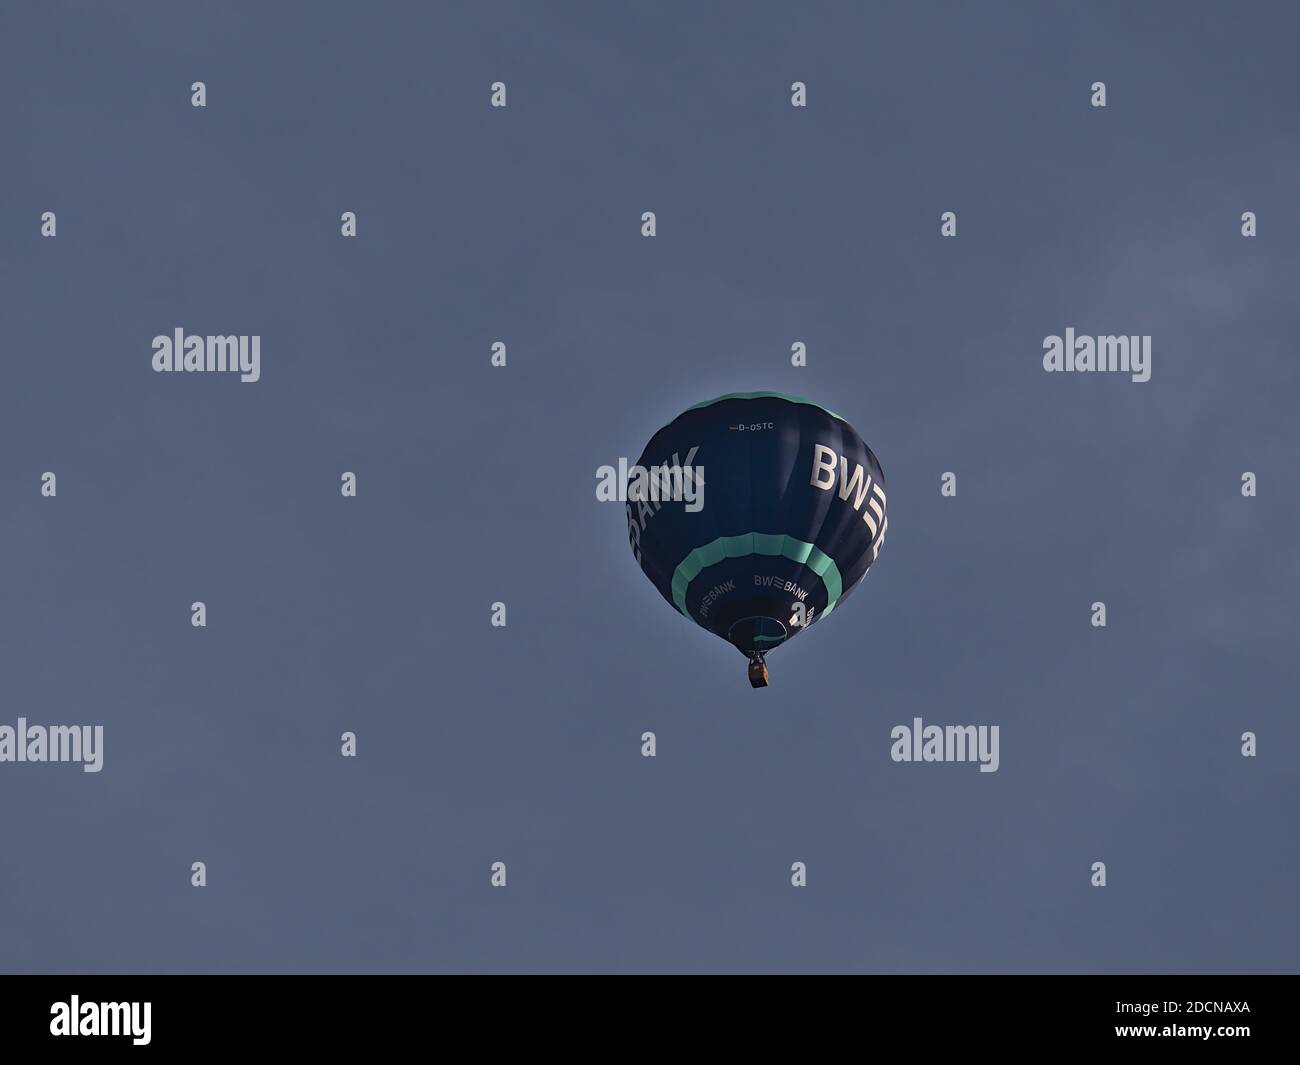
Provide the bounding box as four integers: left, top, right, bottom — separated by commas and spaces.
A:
625, 392, 887, 687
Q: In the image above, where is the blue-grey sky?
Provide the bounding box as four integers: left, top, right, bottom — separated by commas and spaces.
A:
1, 1, 1296, 973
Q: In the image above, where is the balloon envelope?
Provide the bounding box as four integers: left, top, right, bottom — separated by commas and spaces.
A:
626, 392, 887, 676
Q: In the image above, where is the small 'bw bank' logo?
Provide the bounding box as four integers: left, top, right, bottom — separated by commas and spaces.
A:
50, 996, 151, 1045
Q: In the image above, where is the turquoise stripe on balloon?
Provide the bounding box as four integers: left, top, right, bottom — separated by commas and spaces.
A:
670, 533, 843, 625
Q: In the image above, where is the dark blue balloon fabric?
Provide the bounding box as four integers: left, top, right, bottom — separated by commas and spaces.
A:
627, 393, 887, 659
